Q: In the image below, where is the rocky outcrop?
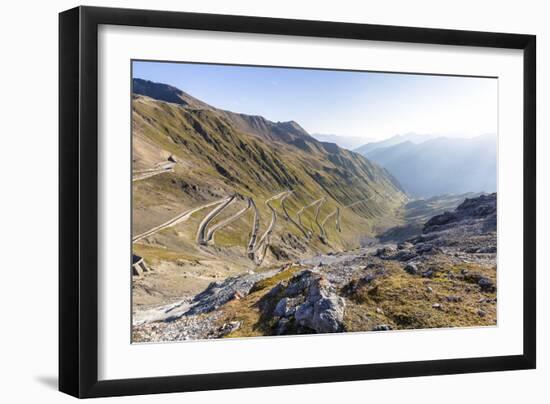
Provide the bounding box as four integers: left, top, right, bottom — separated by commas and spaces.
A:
186, 270, 276, 316
261, 270, 346, 334
424, 193, 496, 234
398, 193, 499, 256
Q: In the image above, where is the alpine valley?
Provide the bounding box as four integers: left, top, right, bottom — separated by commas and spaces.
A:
131, 78, 497, 342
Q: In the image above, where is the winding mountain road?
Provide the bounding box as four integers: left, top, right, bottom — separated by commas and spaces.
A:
132, 196, 232, 243
317, 196, 375, 242
133, 190, 387, 265
297, 198, 325, 237
204, 197, 252, 244
314, 197, 327, 242
247, 199, 261, 260
196, 195, 237, 245
248, 191, 292, 265
132, 162, 175, 182
280, 191, 311, 240
321, 206, 341, 233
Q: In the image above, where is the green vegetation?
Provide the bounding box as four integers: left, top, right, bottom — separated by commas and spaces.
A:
343, 261, 496, 331
132, 90, 407, 274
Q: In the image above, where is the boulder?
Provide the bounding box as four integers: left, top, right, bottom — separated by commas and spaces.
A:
281, 271, 346, 334
404, 263, 418, 275
311, 295, 346, 333
421, 269, 434, 278
394, 250, 418, 261
375, 246, 397, 259
478, 277, 496, 292
415, 243, 434, 254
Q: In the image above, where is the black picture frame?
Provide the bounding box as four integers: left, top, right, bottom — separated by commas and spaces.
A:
59, 6, 536, 398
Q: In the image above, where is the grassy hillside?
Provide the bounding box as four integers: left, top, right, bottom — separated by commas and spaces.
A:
131, 80, 408, 306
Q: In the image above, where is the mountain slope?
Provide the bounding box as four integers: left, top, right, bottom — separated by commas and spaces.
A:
134, 78, 318, 145
131, 79, 408, 305
132, 79, 405, 213
357, 135, 497, 198
133, 78, 212, 109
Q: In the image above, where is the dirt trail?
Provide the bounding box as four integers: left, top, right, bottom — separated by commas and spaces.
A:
132, 196, 231, 243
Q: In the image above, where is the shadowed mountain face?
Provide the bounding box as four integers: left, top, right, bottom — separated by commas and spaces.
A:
356, 135, 497, 198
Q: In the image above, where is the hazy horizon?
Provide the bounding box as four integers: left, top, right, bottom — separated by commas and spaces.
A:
133, 61, 497, 142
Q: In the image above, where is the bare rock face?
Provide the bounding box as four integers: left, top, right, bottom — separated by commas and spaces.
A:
409, 193, 498, 255
185, 270, 276, 316
265, 270, 346, 334
295, 291, 345, 334
424, 193, 496, 234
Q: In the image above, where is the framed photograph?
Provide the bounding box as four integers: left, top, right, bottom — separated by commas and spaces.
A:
59, 6, 536, 398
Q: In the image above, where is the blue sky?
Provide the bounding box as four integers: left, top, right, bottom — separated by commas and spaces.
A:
133, 60, 497, 141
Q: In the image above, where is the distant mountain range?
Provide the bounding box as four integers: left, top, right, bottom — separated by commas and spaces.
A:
356, 134, 496, 198
311, 134, 371, 150
354, 133, 434, 155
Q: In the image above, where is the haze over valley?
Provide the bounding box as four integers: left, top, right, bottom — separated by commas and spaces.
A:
355, 133, 497, 198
